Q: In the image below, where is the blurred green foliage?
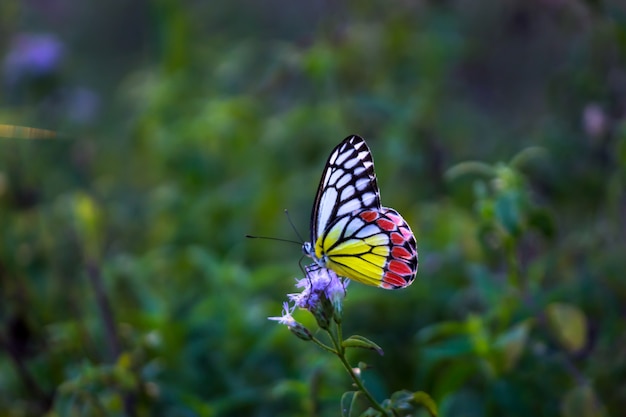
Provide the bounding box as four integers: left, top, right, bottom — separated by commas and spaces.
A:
1, 0, 625, 416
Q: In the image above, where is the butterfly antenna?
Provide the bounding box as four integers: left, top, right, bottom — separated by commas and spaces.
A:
245, 235, 301, 245
297, 255, 309, 277
284, 209, 305, 243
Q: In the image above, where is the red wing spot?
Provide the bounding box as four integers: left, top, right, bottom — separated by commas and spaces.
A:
384, 271, 407, 287
391, 246, 412, 259
389, 260, 412, 275
386, 212, 403, 225
390, 232, 404, 245
377, 218, 395, 231
360, 211, 378, 222
400, 226, 413, 239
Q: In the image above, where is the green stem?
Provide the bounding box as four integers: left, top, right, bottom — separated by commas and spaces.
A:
325, 326, 389, 416
311, 336, 338, 355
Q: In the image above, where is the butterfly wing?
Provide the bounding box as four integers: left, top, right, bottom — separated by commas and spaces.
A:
310, 135, 381, 245
322, 207, 418, 289
306, 134, 418, 289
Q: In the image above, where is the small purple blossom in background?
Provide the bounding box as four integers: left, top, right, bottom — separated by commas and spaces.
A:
64, 87, 101, 124
582, 102, 608, 141
3, 33, 65, 85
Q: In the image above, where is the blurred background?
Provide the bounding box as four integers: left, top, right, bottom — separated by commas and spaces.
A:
1, 0, 625, 416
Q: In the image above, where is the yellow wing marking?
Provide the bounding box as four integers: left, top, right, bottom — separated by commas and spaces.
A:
315, 226, 390, 286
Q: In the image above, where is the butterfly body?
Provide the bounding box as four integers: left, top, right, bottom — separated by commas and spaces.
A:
303, 135, 418, 289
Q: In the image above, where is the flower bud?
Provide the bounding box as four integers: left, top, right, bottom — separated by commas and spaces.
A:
310, 292, 333, 330
269, 302, 312, 341
288, 322, 313, 341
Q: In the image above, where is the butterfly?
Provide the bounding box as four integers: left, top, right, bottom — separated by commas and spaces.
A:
302, 135, 418, 289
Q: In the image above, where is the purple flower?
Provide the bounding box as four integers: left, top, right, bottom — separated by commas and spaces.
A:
268, 302, 312, 341
288, 265, 348, 327
290, 265, 347, 309
268, 302, 297, 326
270, 265, 348, 334
3, 33, 65, 85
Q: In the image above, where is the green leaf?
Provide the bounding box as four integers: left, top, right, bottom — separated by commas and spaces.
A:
387, 390, 438, 417
495, 190, 524, 237
412, 391, 439, 417
383, 390, 415, 416
340, 391, 357, 417
476, 199, 496, 223
112, 364, 138, 390
465, 314, 490, 356
509, 146, 548, 169
546, 302, 588, 353
343, 335, 384, 356
445, 161, 496, 181
494, 164, 521, 190
494, 320, 532, 371
359, 408, 382, 417
70, 192, 103, 259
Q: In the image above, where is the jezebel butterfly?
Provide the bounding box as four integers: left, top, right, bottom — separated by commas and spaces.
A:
302, 135, 418, 289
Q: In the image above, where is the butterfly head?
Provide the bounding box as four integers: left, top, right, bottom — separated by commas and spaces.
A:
302, 241, 313, 257
302, 241, 329, 268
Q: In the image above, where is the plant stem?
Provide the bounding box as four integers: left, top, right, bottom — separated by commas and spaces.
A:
325, 326, 389, 416
86, 259, 136, 417
311, 336, 337, 354
86, 260, 121, 362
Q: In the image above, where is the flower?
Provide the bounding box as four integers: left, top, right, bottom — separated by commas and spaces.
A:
582, 103, 608, 141
289, 265, 347, 327
270, 265, 348, 337
270, 265, 348, 336
3, 33, 65, 86
268, 302, 296, 326
268, 302, 312, 341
